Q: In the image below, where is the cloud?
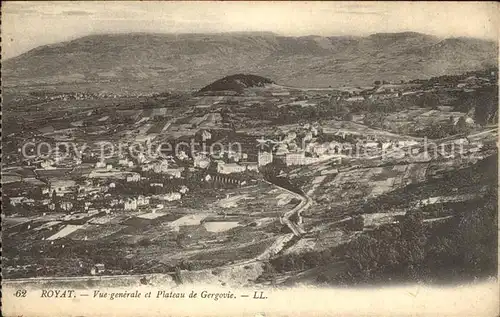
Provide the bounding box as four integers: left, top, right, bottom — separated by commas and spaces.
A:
62, 10, 93, 16
3, 6, 38, 15
334, 10, 385, 16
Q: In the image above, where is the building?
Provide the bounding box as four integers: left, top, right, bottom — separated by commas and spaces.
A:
126, 173, 141, 182
137, 153, 147, 164
90, 264, 106, 275
177, 151, 189, 161
50, 180, 77, 196
217, 162, 246, 174
201, 130, 212, 142
118, 159, 134, 168
312, 144, 329, 156
193, 155, 210, 169
365, 141, 379, 148
137, 195, 150, 206
165, 168, 184, 178
41, 159, 56, 169
60, 201, 73, 212
285, 152, 306, 166
227, 150, 243, 162
9, 197, 26, 206
157, 192, 182, 201
179, 185, 189, 194
311, 126, 319, 136
258, 151, 273, 166
275, 143, 289, 156
153, 160, 170, 173
124, 199, 138, 210
243, 162, 259, 172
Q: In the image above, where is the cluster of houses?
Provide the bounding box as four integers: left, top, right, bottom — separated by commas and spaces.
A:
254, 123, 352, 167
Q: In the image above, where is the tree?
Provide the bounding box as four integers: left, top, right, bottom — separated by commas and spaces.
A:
343, 112, 353, 121
454, 116, 468, 134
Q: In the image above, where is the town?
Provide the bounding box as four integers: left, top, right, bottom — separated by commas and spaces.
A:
2, 67, 498, 287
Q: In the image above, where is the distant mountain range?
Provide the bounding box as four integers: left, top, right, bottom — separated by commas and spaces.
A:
3, 32, 498, 92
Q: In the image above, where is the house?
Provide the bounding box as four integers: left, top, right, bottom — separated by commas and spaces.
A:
126, 173, 141, 182
124, 199, 138, 210
153, 160, 170, 173
23, 198, 36, 206
90, 264, 106, 275
156, 192, 182, 201
311, 126, 319, 136
312, 144, 328, 156
179, 185, 189, 194
41, 159, 56, 169
165, 168, 184, 178
364, 141, 379, 148
137, 153, 147, 164
177, 151, 189, 161
50, 180, 77, 196
9, 196, 26, 206
345, 96, 365, 102
137, 195, 150, 206
275, 143, 289, 156
201, 130, 212, 142
141, 164, 154, 172
227, 150, 243, 162
217, 162, 246, 174
60, 201, 73, 212
118, 159, 134, 167
258, 151, 273, 166
245, 162, 259, 172
194, 155, 210, 169
285, 152, 306, 166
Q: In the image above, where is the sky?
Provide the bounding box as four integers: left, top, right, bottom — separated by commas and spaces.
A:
2, 1, 498, 59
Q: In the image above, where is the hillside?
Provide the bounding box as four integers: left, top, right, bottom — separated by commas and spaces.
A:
3, 32, 498, 93
198, 74, 275, 93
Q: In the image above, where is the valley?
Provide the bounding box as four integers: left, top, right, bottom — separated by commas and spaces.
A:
2, 65, 498, 287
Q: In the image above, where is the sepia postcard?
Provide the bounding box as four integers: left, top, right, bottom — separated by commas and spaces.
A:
1, 1, 499, 316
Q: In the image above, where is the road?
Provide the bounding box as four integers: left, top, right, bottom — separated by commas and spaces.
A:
262, 179, 311, 237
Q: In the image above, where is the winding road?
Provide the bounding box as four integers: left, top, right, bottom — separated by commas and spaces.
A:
263, 179, 310, 237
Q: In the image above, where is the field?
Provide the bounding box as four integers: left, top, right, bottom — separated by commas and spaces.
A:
2, 179, 299, 278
